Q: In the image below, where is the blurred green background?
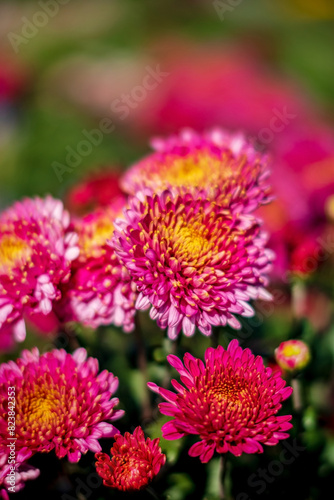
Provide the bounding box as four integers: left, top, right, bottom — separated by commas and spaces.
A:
1, 0, 334, 204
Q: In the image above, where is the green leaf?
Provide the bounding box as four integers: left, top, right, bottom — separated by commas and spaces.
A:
302, 406, 318, 431
128, 369, 147, 408
146, 415, 183, 465
165, 473, 194, 500
321, 436, 334, 468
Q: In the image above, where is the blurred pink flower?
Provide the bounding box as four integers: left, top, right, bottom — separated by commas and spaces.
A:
262, 125, 334, 279
48, 41, 310, 140
0, 196, 79, 348
121, 128, 271, 213
120, 42, 310, 138
57, 198, 137, 331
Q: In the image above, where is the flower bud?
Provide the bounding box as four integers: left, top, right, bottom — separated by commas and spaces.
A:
275, 339, 310, 372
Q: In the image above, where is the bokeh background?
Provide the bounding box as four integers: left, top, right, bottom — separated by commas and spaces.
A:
1, 1, 334, 499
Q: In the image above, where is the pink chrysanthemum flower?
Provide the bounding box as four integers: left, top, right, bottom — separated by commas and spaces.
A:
148, 340, 293, 462
113, 190, 273, 339
95, 426, 166, 491
0, 196, 79, 344
121, 128, 271, 213
0, 348, 124, 466
58, 199, 137, 331
275, 340, 311, 372
0, 460, 40, 497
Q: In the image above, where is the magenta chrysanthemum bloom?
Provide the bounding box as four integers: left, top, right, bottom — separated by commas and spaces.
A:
0, 348, 124, 466
113, 190, 273, 338
58, 199, 137, 331
0, 460, 40, 497
121, 128, 271, 213
0, 196, 79, 344
148, 340, 293, 462
95, 426, 166, 491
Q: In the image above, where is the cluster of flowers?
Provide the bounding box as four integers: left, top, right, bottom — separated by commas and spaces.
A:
0, 128, 298, 496
0, 338, 297, 497
61, 43, 334, 283
0, 128, 274, 348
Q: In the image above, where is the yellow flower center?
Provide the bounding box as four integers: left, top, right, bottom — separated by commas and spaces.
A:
27, 396, 57, 424
178, 225, 208, 252
17, 379, 67, 432
159, 152, 233, 188
80, 215, 114, 259
209, 379, 244, 405
282, 344, 301, 357
0, 235, 31, 273
172, 219, 212, 264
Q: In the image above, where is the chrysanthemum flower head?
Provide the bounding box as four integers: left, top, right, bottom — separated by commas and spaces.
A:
121, 128, 271, 213
58, 198, 137, 331
0, 196, 79, 345
275, 339, 311, 372
95, 426, 166, 491
148, 340, 293, 462
0, 347, 124, 466
113, 190, 273, 339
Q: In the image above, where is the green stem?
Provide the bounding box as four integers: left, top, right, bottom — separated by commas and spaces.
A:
211, 327, 220, 348
219, 455, 227, 500
291, 377, 303, 412
161, 337, 178, 389
134, 314, 153, 424
55, 323, 80, 352
151, 338, 179, 421
291, 281, 306, 321
147, 486, 161, 499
